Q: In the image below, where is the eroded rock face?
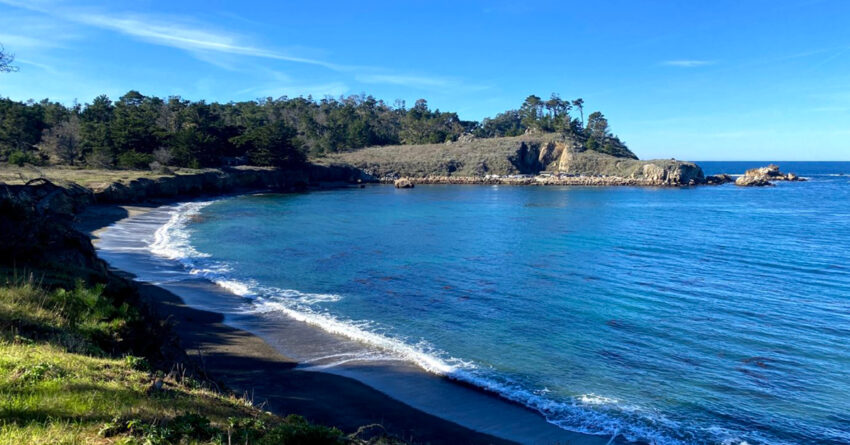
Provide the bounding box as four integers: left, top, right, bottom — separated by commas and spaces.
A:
0, 179, 104, 274
552, 147, 705, 186
735, 164, 805, 187
394, 178, 414, 188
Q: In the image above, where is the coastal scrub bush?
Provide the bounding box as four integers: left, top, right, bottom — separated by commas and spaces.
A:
7, 150, 39, 166
123, 354, 149, 372
117, 150, 154, 169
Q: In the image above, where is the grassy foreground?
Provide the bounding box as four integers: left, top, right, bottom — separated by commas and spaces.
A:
0, 277, 377, 445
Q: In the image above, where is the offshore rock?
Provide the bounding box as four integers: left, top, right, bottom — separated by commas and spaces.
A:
735, 164, 805, 187
706, 174, 734, 185
735, 176, 774, 187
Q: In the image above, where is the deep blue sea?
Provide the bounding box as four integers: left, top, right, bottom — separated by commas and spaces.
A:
142, 162, 850, 444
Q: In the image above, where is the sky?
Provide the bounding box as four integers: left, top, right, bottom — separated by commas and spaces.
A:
0, 0, 848, 160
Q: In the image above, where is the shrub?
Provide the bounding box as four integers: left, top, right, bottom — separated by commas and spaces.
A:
116, 150, 154, 169
8, 150, 39, 166
123, 355, 149, 372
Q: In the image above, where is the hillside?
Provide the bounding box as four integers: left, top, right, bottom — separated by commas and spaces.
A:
321, 133, 705, 186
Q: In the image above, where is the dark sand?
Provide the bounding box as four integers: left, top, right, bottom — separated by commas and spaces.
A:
78, 201, 618, 445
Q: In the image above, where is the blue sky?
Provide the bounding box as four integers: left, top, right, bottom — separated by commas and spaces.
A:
1, 0, 848, 160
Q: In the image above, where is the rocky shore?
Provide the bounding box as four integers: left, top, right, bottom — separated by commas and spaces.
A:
386, 173, 701, 187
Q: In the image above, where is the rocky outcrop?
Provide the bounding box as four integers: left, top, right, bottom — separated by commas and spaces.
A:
551, 145, 704, 186
393, 178, 414, 188
735, 176, 773, 187
735, 164, 805, 187
327, 134, 703, 186
0, 179, 105, 275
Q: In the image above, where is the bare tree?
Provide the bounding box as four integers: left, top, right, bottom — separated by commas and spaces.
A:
0, 44, 19, 73
150, 147, 174, 171
38, 115, 82, 165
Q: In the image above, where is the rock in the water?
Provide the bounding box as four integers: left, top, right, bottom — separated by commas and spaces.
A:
394, 178, 414, 188
738, 164, 804, 184
706, 174, 734, 185
735, 175, 774, 187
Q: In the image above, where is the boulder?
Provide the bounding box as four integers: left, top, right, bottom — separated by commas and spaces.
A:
394, 178, 414, 188
735, 175, 773, 187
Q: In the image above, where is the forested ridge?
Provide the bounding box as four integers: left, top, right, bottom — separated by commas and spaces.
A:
0, 91, 630, 170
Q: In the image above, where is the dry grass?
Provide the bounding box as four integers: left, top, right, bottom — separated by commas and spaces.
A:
319, 134, 559, 177
0, 165, 207, 188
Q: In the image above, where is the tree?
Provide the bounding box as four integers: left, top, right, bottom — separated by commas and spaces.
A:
230, 120, 305, 168
0, 98, 46, 161
0, 44, 18, 73
520, 95, 543, 130
112, 91, 164, 155
38, 115, 82, 165
80, 95, 115, 167
572, 98, 584, 127
586, 111, 610, 139
0, 89, 634, 168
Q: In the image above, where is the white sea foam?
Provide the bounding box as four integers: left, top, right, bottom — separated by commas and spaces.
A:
144, 199, 764, 445
150, 201, 215, 260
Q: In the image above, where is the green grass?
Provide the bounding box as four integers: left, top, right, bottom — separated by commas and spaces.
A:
0, 277, 361, 444
0, 340, 344, 444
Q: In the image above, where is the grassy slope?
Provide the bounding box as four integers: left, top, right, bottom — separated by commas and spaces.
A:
0, 278, 371, 445
0, 165, 198, 186
319, 133, 646, 179
319, 135, 550, 177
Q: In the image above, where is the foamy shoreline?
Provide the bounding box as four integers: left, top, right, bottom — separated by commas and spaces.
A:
86, 196, 618, 445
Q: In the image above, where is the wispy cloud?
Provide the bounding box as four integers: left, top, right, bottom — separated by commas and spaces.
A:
662, 60, 715, 68
237, 81, 350, 99
16, 58, 59, 74
0, 0, 476, 95
356, 74, 454, 89
0, 0, 352, 71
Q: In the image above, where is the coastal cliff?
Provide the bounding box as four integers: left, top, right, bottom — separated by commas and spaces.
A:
322, 134, 705, 186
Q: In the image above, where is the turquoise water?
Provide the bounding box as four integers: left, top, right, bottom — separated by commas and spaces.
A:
155, 162, 850, 444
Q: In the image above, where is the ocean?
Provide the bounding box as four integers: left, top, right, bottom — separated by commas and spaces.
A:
97, 161, 850, 444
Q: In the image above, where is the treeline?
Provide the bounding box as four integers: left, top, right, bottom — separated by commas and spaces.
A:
0, 91, 628, 169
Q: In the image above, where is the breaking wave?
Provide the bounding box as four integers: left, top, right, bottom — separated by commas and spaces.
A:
145, 200, 777, 445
